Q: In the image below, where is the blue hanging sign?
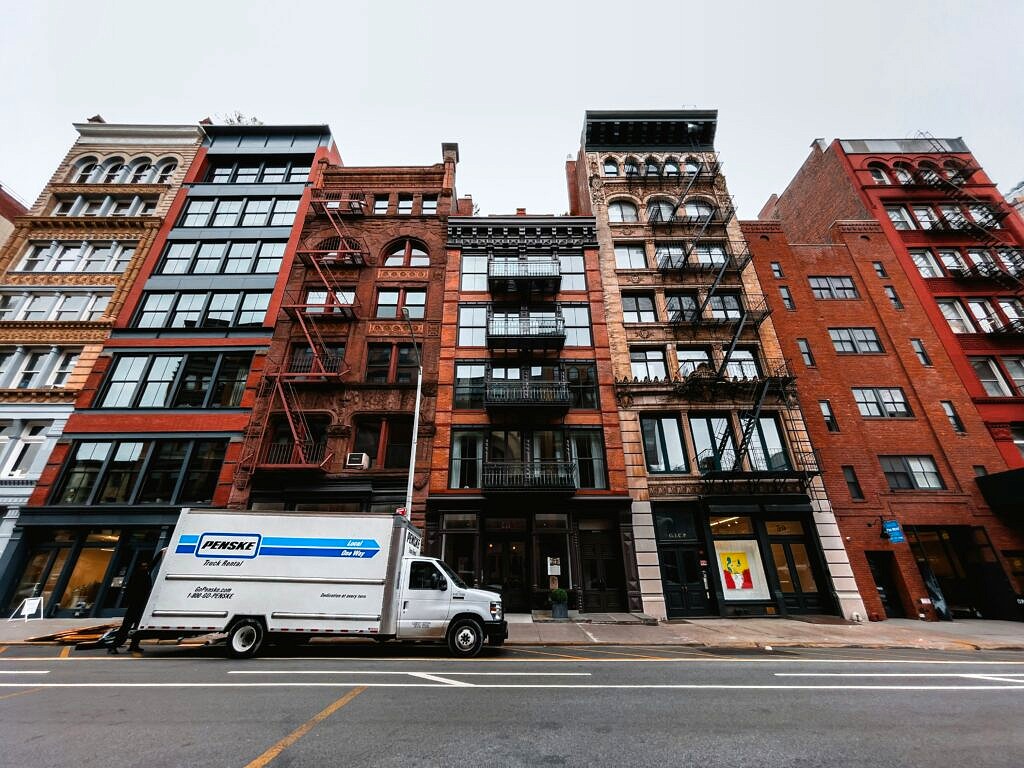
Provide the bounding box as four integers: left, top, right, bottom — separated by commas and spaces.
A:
882, 520, 905, 544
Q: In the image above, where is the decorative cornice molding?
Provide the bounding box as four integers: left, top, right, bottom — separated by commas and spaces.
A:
11, 216, 160, 232
739, 220, 782, 233
447, 219, 597, 249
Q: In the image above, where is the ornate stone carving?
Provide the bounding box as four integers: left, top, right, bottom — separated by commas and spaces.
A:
987, 422, 1013, 440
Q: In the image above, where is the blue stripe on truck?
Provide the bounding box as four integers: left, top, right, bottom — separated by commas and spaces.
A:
259, 546, 380, 558
261, 537, 379, 549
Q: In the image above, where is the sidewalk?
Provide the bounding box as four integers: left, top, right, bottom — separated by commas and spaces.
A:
2, 616, 1022, 651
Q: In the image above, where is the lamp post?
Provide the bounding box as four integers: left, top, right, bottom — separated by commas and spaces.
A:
401, 308, 423, 517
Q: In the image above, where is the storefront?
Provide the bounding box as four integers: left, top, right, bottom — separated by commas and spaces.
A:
428, 502, 633, 613
4, 526, 167, 618
654, 497, 834, 619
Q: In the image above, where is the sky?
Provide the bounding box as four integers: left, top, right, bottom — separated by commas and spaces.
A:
1, 0, 1022, 217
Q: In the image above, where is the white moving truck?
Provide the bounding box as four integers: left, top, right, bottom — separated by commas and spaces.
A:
136, 508, 506, 658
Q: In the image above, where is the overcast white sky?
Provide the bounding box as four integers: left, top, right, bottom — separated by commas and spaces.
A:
2, 0, 1022, 217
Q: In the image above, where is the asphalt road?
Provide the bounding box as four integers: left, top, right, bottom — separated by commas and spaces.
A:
2, 642, 1023, 767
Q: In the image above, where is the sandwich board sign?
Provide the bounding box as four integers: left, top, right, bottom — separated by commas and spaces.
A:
8, 596, 45, 621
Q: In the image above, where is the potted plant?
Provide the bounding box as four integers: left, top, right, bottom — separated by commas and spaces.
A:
549, 587, 569, 619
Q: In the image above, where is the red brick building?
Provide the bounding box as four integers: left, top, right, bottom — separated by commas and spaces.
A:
229, 144, 464, 522
426, 213, 638, 614
754, 137, 1024, 621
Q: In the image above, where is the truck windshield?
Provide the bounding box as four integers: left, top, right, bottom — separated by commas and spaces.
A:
437, 560, 468, 590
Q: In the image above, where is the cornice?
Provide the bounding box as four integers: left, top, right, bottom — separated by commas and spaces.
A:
739, 220, 783, 233
0, 388, 79, 404
73, 123, 205, 144
48, 183, 173, 196
447, 219, 598, 249
12, 216, 161, 232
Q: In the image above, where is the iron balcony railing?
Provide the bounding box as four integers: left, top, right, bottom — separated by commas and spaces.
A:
670, 294, 772, 329
486, 311, 566, 348
656, 243, 752, 273
257, 441, 329, 468
286, 353, 345, 375
649, 199, 736, 227
487, 259, 561, 280
310, 190, 367, 216
482, 461, 577, 492
484, 380, 572, 408
695, 447, 818, 477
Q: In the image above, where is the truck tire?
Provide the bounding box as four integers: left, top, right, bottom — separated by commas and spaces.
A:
447, 618, 484, 658
226, 619, 264, 659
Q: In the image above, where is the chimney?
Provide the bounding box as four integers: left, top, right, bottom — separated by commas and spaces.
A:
87, 114, 106, 124
442, 142, 459, 164
516, 208, 527, 216
199, 117, 213, 126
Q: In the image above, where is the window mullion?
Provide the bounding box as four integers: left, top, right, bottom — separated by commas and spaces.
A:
129, 441, 158, 504
164, 353, 190, 408
204, 354, 225, 408
171, 441, 196, 504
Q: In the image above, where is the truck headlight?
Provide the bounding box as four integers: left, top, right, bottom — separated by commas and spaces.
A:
489, 601, 502, 620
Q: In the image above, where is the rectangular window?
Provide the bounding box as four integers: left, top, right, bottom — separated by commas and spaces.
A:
630, 348, 666, 379
809, 276, 859, 300
449, 430, 484, 489
872, 261, 888, 278
666, 293, 698, 321
240, 199, 271, 227
909, 249, 942, 278
563, 306, 591, 346
570, 430, 606, 490
941, 401, 965, 433
614, 244, 646, 269
884, 286, 904, 310
966, 298, 999, 332
364, 343, 418, 385
779, 286, 794, 310
912, 205, 938, 229
211, 200, 242, 227
819, 401, 839, 432
842, 466, 865, 500
622, 294, 656, 323
911, 339, 932, 366
690, 414, 736, 471
1014, 425, 1024, 459
677, 347, 712, 377
829, 328, 883, 354
98, 353, 251, 409
937, 299, 973, 333
565, 362, 598, 409
1, 422, 50, 479
938, 249, 968, 273
853, 387, 913, 418
880, 455, 944, 490
373, 195, 389, 214
1003, 357, 1024, 396
708, 294, 742, 319
270, 199, 299, 226
48, 351, 80, 387
460, 255, 487, 292
770, 262, 784, 278
969, 357, 1013, 397
796, 338, 815, 367
559, 254, 586, 291
421, 195, 438, 215
457, 306, 487, 347
654, 243, 684, 269
375, 289, 425, 319
52, 439, 227, 505
397, 195, 413, 215
640, 415, 688, 473
886, 206, 915, 230
742, 415, 790, 471
131, 291, 271, 330
454, 363, 485, 409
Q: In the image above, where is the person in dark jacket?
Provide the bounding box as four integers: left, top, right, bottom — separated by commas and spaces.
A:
107, 559, 153, 654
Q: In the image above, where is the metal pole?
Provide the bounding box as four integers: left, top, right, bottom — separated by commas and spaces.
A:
402, 309, 422, 517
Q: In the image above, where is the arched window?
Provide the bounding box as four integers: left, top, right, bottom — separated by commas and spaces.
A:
646, 199, 675, 223
644, 157, 660, 176
892, 163, 914, 185
623, 157, 640, 177
384, 239, 430, 267
681, 199, 714, 220
944, 160, 969, 182
101, 158, 125, 184
917, 161, 941, 184
73, 158, 97, 184
684, 158, 701, 175
867, 162, 891, 185
602, 158, 619, 176
608, 200, 638, 223
129, 159, 154, 184
663, 158, 680, 176
155, 159, 178, 183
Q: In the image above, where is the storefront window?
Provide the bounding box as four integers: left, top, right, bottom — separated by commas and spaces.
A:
712, 539, 771, 602
443, 531, 476, 586
8, 550, 51, 609
443, 513, 477, 530
765, 520, 804, 536
709, 515, 753, 535
654, 509, 699, 542
771, 543, 795, 593
535, 514, 568, 530
58, 547, 114, 614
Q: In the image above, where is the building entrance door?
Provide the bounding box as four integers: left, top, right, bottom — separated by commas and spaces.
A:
765, 520, 828, 614
866, 551, 905, 619
659, 544, 715, 617
580, 530, 625, 612
482, 536, 529, 613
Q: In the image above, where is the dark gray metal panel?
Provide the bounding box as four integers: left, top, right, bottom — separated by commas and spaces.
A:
186, 183, 308, 198
141, 275, 279, 291
165, 226, 294, 241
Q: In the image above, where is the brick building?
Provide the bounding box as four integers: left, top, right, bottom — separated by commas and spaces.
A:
756, 137, 1024, 620
0, 183, 28, 248
567, 111, 864, 620
229, 144, 462, 522
0, 120, 201, 609
426, 212, 636, 613
0, 124, 331, 618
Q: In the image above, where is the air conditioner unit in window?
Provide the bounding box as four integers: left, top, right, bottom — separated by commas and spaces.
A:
345, 452, 370, 470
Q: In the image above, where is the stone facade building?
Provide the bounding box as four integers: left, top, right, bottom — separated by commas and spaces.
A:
567, 111, 865, 620
0, 121, 201, 601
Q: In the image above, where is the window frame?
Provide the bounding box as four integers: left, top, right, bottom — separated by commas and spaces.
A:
880, 455, 945, 491
809, 275, 860, 300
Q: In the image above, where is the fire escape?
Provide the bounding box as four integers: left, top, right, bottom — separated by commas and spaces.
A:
916, 134, 1023, 302
235, 188, 368, 483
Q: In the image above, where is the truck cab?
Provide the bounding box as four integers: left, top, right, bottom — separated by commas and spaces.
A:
397, 557, 507, 655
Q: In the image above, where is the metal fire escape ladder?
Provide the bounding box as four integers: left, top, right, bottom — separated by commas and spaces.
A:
732, 377, 771, 471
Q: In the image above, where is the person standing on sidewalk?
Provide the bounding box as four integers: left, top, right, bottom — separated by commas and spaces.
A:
106, 559, 152, 654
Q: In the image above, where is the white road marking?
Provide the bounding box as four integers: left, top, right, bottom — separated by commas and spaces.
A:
579, 626, 599, 643
0, 670, 48, 675
228, 670, 591, 677
1, 682, 1023, 691
406, 672, 474, 687
969, 675, 1024, 684
776, 672, 1024, 679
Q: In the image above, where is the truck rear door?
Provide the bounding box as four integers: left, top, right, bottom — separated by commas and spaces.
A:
397, 559, 451, 639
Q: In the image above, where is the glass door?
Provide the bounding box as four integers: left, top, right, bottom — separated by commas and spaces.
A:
765, 520, 827, 614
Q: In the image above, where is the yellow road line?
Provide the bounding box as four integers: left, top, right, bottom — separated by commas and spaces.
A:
508, 647, 591, 661
572, 647, 665, 660
59, 647, 72, 659
0, 687, 43, 702
243, 686, 366, 768
0, 647, 6, 655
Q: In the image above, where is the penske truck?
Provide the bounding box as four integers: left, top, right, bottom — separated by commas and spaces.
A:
135, 508, 506, 658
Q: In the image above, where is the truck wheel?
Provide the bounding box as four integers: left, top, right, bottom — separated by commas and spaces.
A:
226, 619, 264, 659
447, 619, 484, 658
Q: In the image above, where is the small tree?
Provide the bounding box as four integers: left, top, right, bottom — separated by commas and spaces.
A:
217, 111, 263, 126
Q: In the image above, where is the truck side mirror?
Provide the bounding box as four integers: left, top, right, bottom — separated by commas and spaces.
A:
436, 576, 447, 591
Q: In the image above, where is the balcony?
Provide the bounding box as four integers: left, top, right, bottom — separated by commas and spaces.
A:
991, 318, 1024, 337
671, 294, 771, 332
673, 358, 794, 399
277, 352, 346, 382
484, 379, 572, 412
487, 258, 561, 295
657, 243, 752, 274
696, 447, 819, 491
310, 190, 367, 216
486, 310, 566, 350
296, 236, 368, 268
481, 461, 577, 493
255, 441, 331, 471
649, 199, 736, 228
285, 301, 357, 321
